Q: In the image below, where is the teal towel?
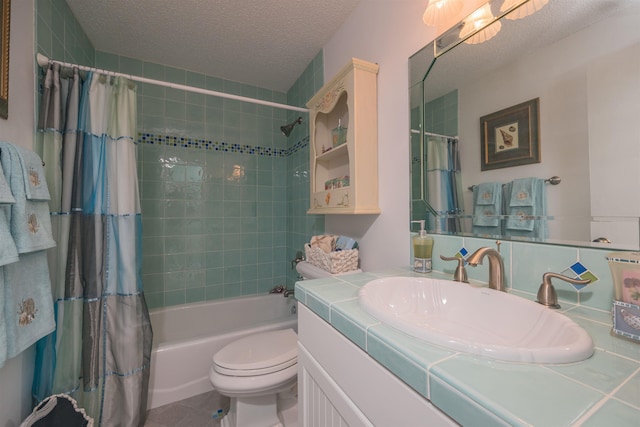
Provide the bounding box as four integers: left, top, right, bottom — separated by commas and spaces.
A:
0, 160, 16, 204
15, 145, 51, 201
0, 269, 6, 367
0, 150, 19, 268
0, 205, 19, 267
2, 251, 55, 363
508, 177, 537, 207
473, 182, 502, 227
505, 178, 546, 234
0, 143, 56, 254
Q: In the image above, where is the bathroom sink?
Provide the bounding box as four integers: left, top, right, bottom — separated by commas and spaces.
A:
358, 277, 593, 364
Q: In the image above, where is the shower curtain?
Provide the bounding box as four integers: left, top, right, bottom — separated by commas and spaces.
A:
33, 63, 152, 426
425, 135, 464, 233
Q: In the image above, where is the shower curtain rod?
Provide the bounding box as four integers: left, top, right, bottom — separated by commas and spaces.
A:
410, 129, 459, 139
36, 53, 310, 113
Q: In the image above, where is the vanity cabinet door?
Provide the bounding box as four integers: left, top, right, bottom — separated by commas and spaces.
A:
297, 304, 458, 426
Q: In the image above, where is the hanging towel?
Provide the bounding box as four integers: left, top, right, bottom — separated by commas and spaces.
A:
0, 160, 16, 204
0, 205, 19, 267
0, 270, 7, 368
472, 182, 502, 227
0, 153, 20, 270
0, 142, 56, 253
16, 145, 51, 201
2, 251, 56, 363
505, 178, 547, 238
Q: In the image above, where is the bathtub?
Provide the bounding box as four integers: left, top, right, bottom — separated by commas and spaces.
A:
147, 293, 298, 409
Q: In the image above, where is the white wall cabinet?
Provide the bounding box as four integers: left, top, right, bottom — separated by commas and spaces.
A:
297, 304, 457, 426
306, 58, 380, 214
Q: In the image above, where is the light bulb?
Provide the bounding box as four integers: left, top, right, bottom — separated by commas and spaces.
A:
460, 4, 502, 45
500, 0, 549, 20
422, 0, 463, 26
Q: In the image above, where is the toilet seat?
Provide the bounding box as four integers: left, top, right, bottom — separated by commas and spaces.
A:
213, 328, 297, 377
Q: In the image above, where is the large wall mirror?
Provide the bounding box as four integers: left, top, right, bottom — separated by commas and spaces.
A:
410, 0, 640, 250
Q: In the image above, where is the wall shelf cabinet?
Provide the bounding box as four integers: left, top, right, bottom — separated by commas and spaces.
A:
306, 58, 380, 214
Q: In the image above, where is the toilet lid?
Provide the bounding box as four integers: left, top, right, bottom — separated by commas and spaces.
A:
213, 328, 297, 377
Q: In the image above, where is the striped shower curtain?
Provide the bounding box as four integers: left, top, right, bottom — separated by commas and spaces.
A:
33, 64, 152, 426
425, 135, 464, 233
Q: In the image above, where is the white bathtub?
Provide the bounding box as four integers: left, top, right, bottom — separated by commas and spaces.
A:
147, 293, 298, 409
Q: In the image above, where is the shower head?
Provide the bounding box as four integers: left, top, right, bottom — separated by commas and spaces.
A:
281, 117, 303, 137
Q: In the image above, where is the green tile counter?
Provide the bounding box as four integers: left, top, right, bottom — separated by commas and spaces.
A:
295, 268, 640, 426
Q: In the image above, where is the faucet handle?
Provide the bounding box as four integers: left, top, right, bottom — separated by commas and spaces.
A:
536, 272, 591, 309
440, 255, 469, 283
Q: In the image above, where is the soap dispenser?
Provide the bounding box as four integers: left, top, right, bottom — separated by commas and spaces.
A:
411, 220, 434, 273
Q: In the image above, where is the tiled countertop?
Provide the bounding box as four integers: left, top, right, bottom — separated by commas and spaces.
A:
295, 268, 640, 426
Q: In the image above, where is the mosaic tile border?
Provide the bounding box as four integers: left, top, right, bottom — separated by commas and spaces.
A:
137, 132, 309, 158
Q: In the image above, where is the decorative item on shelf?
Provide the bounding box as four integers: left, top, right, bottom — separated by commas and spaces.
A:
324, 176, 350, 191
606, 252, 640, 343
332, 119, 347, 148
304, 234, 359, 274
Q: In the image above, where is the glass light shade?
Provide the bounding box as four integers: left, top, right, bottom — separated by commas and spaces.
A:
500, 0, 549, 19
422, 0, 463, 26
460, 4, 502, 44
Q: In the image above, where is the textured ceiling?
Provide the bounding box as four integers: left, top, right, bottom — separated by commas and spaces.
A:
64, 0, 361, 93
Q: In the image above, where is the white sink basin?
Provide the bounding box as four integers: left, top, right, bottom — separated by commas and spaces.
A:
358, 277, 594, 364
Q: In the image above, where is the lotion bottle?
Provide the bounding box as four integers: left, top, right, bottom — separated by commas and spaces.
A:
411, 220, 434, 273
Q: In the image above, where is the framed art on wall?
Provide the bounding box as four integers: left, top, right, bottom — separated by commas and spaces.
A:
480, 98, 540, 171
0, 0, 10, 120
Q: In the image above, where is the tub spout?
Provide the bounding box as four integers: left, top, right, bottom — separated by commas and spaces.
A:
466, 247, 506, 292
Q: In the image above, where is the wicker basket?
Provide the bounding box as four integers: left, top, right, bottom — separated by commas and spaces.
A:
304, 244, 359, 274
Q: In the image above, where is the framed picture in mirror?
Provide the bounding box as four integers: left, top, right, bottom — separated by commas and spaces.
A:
0, 0, 9, 120
480, 98, 540, 171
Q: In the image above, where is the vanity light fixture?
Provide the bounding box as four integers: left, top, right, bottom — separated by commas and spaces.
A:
460, 3, 502, 44
422, 0, 463, 27
434, 0, 538, 56
500, 0, 549, 20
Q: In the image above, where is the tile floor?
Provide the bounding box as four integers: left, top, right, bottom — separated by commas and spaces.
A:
144, 391, 230, 427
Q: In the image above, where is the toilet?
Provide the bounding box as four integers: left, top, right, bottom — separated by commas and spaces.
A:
209, 328, 298, 427
210, 262, 359, 427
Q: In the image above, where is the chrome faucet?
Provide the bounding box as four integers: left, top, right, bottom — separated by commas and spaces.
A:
466, 247, 506, 292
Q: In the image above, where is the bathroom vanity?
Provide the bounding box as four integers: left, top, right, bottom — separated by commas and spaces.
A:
295, 269, 640, 426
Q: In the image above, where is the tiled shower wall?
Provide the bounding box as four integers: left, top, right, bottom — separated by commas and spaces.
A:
36, 0, 325, 309
36, 0, 94, 67
93, 51, 325, 309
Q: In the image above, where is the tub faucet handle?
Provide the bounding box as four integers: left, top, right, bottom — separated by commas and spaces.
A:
291, 251, 304, 269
